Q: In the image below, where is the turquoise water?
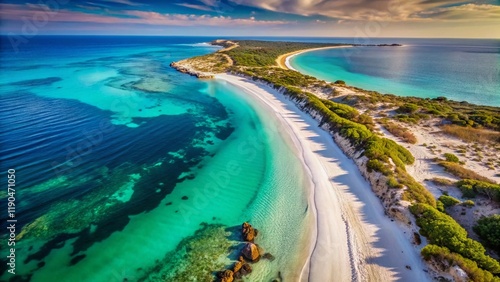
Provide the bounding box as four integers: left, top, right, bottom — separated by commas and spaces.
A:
0, 37, 308, 281
290, 39, 500, 106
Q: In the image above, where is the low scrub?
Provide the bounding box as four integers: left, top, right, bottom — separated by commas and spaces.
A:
438, 195, 460, 207
381, 121, 417, 144
441, 124, 500, 144
474, 215, 500, 253
439, 161, 493, 183
444, 153, 460, 163
456, 179, 500, 201
411, 203, 500, 273
421, 245, 500, 282
430, 177, 454, 186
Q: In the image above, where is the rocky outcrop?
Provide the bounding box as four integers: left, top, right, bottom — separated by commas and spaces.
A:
216, 223, 269, 281
170, 62, 214, 79
450, 265, 469, 282
242, 242, 260, 262
242, 222, 258, 242
217, 270, 234, 282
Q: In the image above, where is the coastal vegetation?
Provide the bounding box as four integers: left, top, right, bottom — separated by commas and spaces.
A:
474, 215, 500, 254
439, 161, 494, 183
411, 204, 500, 274
456, 179, 500, 201
379, 119, 418, 144
444, 153, 460, 163
172, 39, 500, 281
421, 245, 500, 282
442, 124, 500, 144
225, 40, 346, 67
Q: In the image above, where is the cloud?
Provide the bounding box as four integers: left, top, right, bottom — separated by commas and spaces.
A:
175, 3, 215, 12
415, 4, 500, 21
100, 0, 143, 6
0, 3, 288, 27
227, 0, 500, 22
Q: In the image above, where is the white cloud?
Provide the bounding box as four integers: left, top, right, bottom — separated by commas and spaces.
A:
227, 0, 500, 22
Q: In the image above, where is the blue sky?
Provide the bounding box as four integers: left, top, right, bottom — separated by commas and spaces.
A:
1, 0, 499, 38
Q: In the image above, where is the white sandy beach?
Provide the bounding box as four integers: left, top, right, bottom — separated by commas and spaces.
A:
216, 74, 431, 282
276, 46, 352, 71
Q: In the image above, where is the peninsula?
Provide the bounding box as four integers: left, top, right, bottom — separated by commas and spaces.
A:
172, 40, 500, 282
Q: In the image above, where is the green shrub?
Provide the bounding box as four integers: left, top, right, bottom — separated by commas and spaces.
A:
456, 179, 500, 202
462, 200, 475, 207
474, 215, 500, 253
421, 245, 500, 282
436, 200, 445, 212
397, 103, 419, 114
438, 195, 461, 208
410, 203, 500, 273
444, 153, 460, 163
387, 176, 403, 188
334, 80, 346, 85
367, 159, 392, 176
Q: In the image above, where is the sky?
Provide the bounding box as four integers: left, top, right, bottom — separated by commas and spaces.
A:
1, 0, 499, 38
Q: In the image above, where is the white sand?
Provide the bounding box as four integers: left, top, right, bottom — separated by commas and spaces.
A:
283, 47, 350, 71
216, 74, 430, 282
277, 46, 352, 71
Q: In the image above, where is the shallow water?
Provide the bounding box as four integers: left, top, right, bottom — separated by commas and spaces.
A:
0, 36, 308, 281
290, 38, 500, 106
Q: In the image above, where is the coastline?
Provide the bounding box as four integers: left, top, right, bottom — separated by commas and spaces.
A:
216, 73, 430, 282
277, 46, 352, 71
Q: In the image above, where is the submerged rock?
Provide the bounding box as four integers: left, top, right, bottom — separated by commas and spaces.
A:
242, 243, 260, 262
262, 252, 275, 261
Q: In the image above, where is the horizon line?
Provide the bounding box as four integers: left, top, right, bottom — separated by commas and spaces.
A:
1, 34, 499, 40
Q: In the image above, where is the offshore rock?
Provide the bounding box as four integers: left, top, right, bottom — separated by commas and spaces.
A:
217, 270, 234, 282
242, 243, 260, 262
242, 222, 258, 242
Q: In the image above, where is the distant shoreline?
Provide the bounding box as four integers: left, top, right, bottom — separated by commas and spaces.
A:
276, 46, 353, 70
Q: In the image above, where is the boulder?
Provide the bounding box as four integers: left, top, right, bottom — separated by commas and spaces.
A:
242, 243, 260, 262
240, 263, 252, 276
217, 270, 234, 282
232, 261, 242, 273
242, 222, 257, 242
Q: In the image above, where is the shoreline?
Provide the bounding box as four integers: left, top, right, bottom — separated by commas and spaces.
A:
277, 46, 352, 71
217, 73, 430, 282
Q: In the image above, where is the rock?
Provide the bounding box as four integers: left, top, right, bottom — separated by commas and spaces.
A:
240, 263, 252, 275
217, 270, 234, 282
181, 196, 188, 200
413, 232, 422, 245
238, 256, 244, 262
262, 253, 275, 261
242, 222, 257, 242
233, 261, 242, 273
450, 265, 469, 282
242, 243, 260, 262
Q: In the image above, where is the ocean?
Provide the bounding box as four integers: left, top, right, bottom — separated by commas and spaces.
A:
1, 35, 498, 281
0, 36, 308, 281
288, 38, 500, 106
